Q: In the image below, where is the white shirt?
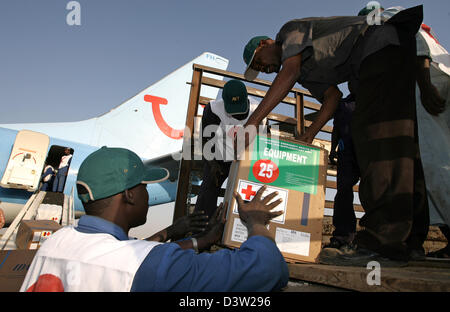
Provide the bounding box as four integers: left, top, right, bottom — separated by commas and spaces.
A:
58, 154, 72, 169
20, 226, 161, 292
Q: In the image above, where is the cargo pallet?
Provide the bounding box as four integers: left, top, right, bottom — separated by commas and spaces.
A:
173, 64, 450, 292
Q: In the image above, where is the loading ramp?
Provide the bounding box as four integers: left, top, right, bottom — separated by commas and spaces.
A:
0, 189, 75, 251
173, 64, 450, 292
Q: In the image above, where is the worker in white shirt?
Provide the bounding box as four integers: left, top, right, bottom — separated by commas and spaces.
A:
52, 147, 72, 193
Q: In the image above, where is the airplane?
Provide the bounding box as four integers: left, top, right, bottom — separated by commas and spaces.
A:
0, 52, 229, 230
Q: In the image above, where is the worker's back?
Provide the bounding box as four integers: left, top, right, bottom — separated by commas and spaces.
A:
20, 225, 160, 292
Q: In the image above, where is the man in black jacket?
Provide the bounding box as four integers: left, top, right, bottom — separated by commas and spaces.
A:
240, 6, 436, 264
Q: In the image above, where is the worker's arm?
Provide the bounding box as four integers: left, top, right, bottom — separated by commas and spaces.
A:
133, 232, 288, 291
145, 211, 209, 242
172, 185, 283, 250
133, 188, 287, 291
416, 56, 445, 115
201, 104, 225, 186
298, 86, 342, 144
171, 203, 226, 252
235, 53, 302, 154
201, 104, 220, 148
131, 190, 288, 291
329, 124, 339, 166
234, 185, 283, 243
245, 53, 302, 128
0, 208, 5, 229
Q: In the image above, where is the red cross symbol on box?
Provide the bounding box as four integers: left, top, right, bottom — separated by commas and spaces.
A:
241, 184, 257, 200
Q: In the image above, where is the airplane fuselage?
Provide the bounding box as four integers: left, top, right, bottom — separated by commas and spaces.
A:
0, 127, 178, 223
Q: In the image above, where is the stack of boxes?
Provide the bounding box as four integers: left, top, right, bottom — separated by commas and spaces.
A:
14, 199, 63, 250
15, 220, 62, 250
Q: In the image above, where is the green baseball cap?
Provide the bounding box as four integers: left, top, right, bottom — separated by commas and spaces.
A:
76, 146, 169, 203
222, 79, 249, 115
243, 35, 269, 81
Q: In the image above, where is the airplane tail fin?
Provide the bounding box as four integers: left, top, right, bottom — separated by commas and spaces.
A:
91, 52, 229, 158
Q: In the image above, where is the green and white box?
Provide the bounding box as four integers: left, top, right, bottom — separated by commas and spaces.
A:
222, 134, 328, 263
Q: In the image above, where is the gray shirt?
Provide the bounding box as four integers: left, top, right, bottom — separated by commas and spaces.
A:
275, 16, 399, 102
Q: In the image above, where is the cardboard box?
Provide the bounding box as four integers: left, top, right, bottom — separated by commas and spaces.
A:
36, 204, 63, 224
222, 134, 328, 263
0, 250, 37, 292
15, 220, 62, 250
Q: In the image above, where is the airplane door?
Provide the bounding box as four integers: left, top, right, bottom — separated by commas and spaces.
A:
0, 130, 50, 191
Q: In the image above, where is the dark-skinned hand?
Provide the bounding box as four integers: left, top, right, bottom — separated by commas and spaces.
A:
0, 208, 5, 229
328, 150, 338, 166
167, 211, 209, 241
196, 203, 226, 245
234, 185, 283, 226
420, 83, 446, 115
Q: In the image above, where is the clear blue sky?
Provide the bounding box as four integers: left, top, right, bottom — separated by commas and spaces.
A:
0, 0, 448, 123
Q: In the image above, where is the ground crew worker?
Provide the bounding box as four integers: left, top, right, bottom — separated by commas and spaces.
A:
240, 5, 438, 264
324, 93, 359, 250
52, 147, 72, 193
195, 79, 262, 219
21, 146, 288, 291
361, 5, 450, 259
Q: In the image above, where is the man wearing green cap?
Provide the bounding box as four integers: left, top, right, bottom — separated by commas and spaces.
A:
240, 6, 436, 264
194, 79, 263, 219
21, 146, 288, 291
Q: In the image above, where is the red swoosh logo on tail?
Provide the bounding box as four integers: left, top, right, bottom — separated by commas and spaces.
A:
144, 95, 184, 140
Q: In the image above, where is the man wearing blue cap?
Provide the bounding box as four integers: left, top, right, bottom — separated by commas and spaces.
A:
21, 146, 288, 291
195, 79, 262, 219
240, 6, 441, 265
